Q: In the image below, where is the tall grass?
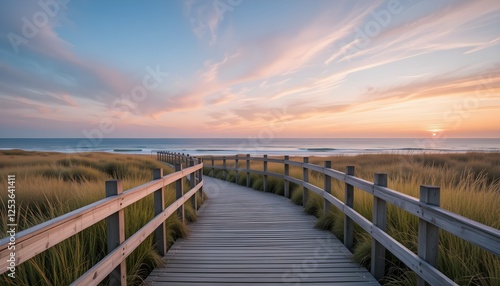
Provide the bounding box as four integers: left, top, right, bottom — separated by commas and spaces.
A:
204, 152, 500, 286
0, 150, 204, 285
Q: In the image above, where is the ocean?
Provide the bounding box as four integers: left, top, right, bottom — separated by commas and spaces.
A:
0, 138, 499, 156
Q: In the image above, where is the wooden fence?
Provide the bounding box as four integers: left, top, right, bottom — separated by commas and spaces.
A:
0, 154, 203, 286
199, 152, 500, 286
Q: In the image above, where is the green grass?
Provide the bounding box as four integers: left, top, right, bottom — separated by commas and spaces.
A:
0, 150, 205, 286
203, 152, 500, 286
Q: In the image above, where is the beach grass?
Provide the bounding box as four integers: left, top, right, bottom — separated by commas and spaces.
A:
0, 150, 204, 285
204, 152, 500, 286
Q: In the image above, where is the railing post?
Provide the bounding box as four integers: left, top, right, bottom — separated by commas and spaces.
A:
190, 159, 197, 211
246, 154, 250, 187
153, 168, 166, 256
223, 156, 227, 181
235, 155, 239, 184
323, 161, 332, 215
417, 185, 440, 286
175, 163, 184, 223
105, 180, 126, 286
344, 166, 355, 250
303, 157, 309, 208
284, 155, 290, 198
211, 157, 215, 177
263, 155, 268, 192
371, 173, 387, 280
198, 158, 203, 202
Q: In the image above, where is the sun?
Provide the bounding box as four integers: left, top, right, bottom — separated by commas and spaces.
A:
432, 133, 436, 136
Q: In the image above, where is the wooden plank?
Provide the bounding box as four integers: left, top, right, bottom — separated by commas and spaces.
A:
344, 166, 355, 250
105, 180, 126, 286
153, 168, 166, 256
371, 173, 387, 280
145, 177, 379, 285
284, 155, 290, 198
418, 185, 440, 286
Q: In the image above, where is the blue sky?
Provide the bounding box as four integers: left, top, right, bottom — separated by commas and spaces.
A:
0, 0, 499, 138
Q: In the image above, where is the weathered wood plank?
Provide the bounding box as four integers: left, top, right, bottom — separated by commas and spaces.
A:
144, 177, 379, 285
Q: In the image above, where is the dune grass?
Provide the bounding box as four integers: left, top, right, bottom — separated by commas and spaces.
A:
0, 150, 204, 286
204, 152, 500, 286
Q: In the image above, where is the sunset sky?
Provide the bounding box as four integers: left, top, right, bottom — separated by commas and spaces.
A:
0, 0, 499, 138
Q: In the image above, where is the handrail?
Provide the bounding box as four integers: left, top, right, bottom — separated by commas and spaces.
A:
0, 153, 203, 286
203, 153, 500, 286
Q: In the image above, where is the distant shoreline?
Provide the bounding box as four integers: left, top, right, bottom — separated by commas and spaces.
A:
0, 138, 499, 156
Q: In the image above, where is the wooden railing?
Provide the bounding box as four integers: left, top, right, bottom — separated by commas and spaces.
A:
0, 154, 203, 286
203, 153, 500, 286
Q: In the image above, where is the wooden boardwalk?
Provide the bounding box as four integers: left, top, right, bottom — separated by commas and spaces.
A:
144, 177, 379, 285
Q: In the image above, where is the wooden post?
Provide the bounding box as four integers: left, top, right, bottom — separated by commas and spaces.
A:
106, 180, 126, 286
223, 156, 227, 181
417, 185, 440, 286
235, 155, 239, 184
263, 155, 268, 192
323, 161, 332, 215
344, 166, 355, 250
211, 157, 215, 177
175, 164, 184, 223
284, 155, 290, 198
371, 173, 387, 280
246, 154, 250, 187
303, 157, 309, 208
189, 159, 196, 211
153, 169, 166, 256
198, 158, 203, 203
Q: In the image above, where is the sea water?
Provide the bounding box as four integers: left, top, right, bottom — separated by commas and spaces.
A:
0, 138, 499, 156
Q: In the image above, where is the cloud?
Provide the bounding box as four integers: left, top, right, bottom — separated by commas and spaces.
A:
329, 0, 500, 66
207, 92, 234, 105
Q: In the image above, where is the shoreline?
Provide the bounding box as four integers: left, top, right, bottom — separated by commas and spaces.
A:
2, 147, 500, 157
1, 138, 499, 157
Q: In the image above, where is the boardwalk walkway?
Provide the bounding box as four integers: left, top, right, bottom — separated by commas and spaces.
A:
144, 177, 379, 285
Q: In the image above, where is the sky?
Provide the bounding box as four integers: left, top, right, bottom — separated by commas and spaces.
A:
0, 0, 499, 138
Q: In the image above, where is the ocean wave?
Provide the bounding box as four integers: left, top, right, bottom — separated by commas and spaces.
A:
300, 148, 337, 152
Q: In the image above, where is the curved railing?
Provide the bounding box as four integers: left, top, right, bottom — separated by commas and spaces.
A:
0, 155, 203, 286
195, 152, 500, 286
